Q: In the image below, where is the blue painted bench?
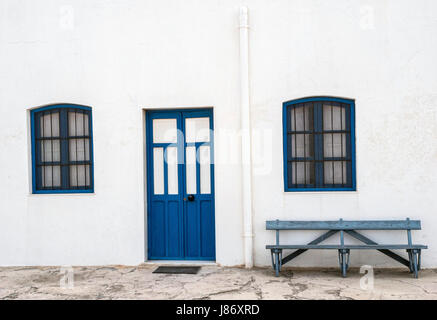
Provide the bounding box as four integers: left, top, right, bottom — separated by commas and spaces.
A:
266, 218, 427, 278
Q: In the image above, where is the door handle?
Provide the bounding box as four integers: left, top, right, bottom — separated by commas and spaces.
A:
187, 194, 195, 201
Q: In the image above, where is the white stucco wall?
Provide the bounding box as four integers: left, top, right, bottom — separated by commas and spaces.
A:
0, 0, 436, 268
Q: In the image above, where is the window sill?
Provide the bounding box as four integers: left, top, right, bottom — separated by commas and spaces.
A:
284, 188, 357, 193
30, 190, 95, 195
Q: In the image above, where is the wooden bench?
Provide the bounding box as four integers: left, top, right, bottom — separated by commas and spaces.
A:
266, 218, 427, 278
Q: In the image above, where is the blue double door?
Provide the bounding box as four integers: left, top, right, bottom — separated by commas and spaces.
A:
146, 109, 215, 260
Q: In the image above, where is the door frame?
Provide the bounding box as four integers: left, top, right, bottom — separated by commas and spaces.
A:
145, 108, 216, 261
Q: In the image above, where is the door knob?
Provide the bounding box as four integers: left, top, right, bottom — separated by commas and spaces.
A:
187, 194, 195, 201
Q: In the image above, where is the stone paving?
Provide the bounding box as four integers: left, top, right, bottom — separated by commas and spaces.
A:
1, 264, 437, 300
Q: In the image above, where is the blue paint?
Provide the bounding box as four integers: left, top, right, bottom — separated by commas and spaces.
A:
266, 244, 428, 249
146, 109, 215, 261
30, 104, 94, 194
266, 219, 422, 230
282, 96, 356, 192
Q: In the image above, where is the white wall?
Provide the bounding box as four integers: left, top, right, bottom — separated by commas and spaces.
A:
0, 0, 436, 268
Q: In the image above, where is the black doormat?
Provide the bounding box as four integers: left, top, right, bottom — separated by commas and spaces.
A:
153, 266, 201, 274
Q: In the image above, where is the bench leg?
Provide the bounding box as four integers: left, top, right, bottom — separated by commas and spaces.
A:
270, 249, 283, 277
410, 249, 421, 279
407, 250, 414, 273
338, 249, 350, 278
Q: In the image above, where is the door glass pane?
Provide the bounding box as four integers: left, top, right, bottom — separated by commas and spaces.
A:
153, 119, 177, 143
166, 147, 178, 194
199, 145, 211, 194
153, 147, 164, 194
185, 117, 210, 142
68, 111, 89, 136
186, 146, 197, 194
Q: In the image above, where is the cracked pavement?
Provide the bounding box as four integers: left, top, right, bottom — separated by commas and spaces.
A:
1, 265, 437, 300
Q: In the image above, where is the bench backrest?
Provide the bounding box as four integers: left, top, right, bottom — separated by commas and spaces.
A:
266, 219, 421, 230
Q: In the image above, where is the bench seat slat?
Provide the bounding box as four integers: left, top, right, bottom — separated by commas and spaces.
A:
266, 220, 421, 230
266, 244, 427, 250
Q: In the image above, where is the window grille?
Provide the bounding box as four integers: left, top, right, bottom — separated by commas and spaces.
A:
31, 105, 93, 193
283, 97, 356, 191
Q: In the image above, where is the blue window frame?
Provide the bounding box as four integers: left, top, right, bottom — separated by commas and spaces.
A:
30, 104, 94, 194
283, 97, 356, 192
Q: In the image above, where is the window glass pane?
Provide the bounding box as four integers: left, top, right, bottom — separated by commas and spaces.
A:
323, 104, 332, 130
324, 161, 347, 185
40, 112, 60, 137
68, 112, 89, 136
41, 140, 61, 162
186, 146, 197, 194
153, 119, 177, 143
337, 161, 347, 184
42, 165, 61, 187
70, 164, 90, 187
323, 133, 346, 157
291, 162, 313, 185
291, 134, 313, 157
290, 105, 313, 131
324, 161, 333, 184
199, 145, 211, 194
69, 138, 90, 161
323, 104, 345, 131
166, 147, 178, 194
185, 117, 210, 142
153, 147, 164, 194
332, 105, 345, 130
291, 106, 304, 131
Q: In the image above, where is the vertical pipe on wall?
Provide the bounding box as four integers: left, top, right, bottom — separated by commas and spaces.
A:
239, 6, 254, 268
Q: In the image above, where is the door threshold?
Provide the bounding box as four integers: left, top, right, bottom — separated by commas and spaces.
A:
143, 260, 217, 266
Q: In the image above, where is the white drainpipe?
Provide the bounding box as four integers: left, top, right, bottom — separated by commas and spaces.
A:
239, 6, 254, 268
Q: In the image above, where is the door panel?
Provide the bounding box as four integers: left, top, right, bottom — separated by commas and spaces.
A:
167, 200, 182, 257
147, 109, 215, 260
182, 111, 215, 260
148, 112, 184, 259
150, 200, 165, 257
200, 200, 215, 257
185, 200, 200, 257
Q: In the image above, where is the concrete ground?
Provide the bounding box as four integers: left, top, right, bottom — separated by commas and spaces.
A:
1, 264, 437, 300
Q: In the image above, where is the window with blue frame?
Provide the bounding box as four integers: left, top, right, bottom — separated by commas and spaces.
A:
283, 97, 356, 191
31, 104, 94, 193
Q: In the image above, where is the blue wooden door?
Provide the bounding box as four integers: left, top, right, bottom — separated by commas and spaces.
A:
146, 109, 215, 260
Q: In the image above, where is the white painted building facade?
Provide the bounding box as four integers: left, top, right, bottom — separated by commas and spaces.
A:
1, 0, 437, 268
